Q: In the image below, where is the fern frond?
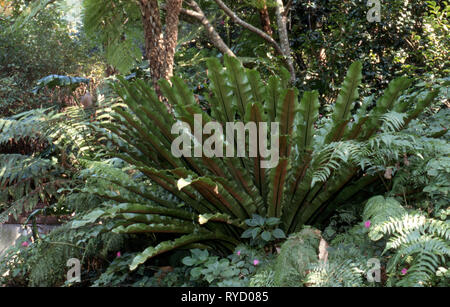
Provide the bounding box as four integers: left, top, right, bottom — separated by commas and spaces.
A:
363, 197, 450, 286
305, 259, 365, 287
380, 111, 407, 133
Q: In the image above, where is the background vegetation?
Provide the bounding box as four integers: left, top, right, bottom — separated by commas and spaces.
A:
0, 0, 448, 287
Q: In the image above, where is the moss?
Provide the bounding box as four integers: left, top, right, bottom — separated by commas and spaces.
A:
273, 226, 321, 286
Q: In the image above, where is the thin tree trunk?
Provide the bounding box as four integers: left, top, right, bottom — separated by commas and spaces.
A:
259, 0, 273, 36
274, 0, 295, 83
184, 0, 236, 57
214, 0, 283, 56
214, 0, 295, 84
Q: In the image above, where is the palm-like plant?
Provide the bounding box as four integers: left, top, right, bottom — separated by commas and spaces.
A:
89, 55, 437, 270
0, 105, 101, 224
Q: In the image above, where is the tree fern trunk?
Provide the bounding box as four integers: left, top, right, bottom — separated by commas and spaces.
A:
139, 0, 182, 105
139, 0, 164, 85
162, 0, 183, 80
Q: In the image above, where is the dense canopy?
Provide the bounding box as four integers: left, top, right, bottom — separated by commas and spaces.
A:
0, 0, 448, 288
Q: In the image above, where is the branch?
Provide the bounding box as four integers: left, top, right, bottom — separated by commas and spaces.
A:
213, 0, 284, 56
283, 0, 293, 17
9, 0, 58, 32
180, 7, 203, 19
213, 0, 295, 83
274, 0, 296, 83
161, 1, 236, 57
184, 0, 236, 57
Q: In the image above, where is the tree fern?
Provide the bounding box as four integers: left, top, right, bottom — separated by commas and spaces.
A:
364, 196, 450, 287
305, 259, 365, 287
82, 0, 143, 74
0, 92, 109, 223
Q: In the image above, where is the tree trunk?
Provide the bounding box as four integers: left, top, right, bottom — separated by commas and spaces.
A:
259, 1, 273, 36
139, 0, 165, 89
161, 0, 183, 80
274, 0, 295, 83
214, 0, 295, 83
138, 0, 183, 98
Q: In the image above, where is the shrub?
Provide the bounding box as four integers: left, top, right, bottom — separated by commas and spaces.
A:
75, 55, 437, 271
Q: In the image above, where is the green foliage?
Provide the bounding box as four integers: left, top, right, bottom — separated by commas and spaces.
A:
405, 1, 450, 77
388, 91, 450, 217
8, 0, 56, 32
365, 196, 450, 287
321, 208, 359, 241
273, 227, 322, 286
0, 182, 128, 287
32, 75, 91, 94
0, 235, 33, 286
92, 253, 140, 287
303, 194, 446, 287
82, 0, 143, 74
304, 223, 382, 287
2, 1, 448, 287
0, 100, 106, 223
0, 2, 101, 114
0, 109, 63, 223
30, 226, 125, 287
303, 209, 384, 287
93, 244, 269, 287
362, 196, 406, 231
290, 0, 449, 102
241, 214, 286, 247
248, 267, 275, 287
305, 259, 365, 287
181, 247, 260, 286
93, 251, 190, 287
78, 56, 436, 272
